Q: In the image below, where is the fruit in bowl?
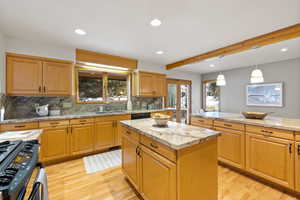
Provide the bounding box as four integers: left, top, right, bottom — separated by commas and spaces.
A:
152, 113, 170, 126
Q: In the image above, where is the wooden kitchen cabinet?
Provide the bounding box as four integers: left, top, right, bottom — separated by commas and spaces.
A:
42, 61, 72, 96
132, 71, 167, 97
71, 123, 94, 155
295, 141, 300, 192
40, 126, 70, 162
246, 133, 294, 189
94, 121, 115, 150
6, 53, 72, 96
139, 145, 176, 200
122, 134, 140, 190
6, 56, 43, 96
216, 127, 245, 169
191, 116, 214, 129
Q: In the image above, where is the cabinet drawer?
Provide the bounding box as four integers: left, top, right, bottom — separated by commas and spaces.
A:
0, 122, 39, 131
246, 125, 294, 140
39, 120, 70, 128
295, 132, 300, 141
191, 117, 213, 125
95, 114, 131, 122
191, 122, 213, 129
70, 118, 94, 125
214, 120, 244, 131
122, 126, 139, 141
140, 135, 176, 162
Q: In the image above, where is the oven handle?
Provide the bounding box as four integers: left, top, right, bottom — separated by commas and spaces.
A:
26, 163, 47, 200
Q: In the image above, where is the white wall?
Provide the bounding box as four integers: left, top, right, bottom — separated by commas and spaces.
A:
0, 33, 5, 93
5, 37, 75, 61
138, 61, 202, 113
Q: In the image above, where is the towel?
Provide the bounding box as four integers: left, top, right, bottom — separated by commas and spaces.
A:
35, 168, 48, 200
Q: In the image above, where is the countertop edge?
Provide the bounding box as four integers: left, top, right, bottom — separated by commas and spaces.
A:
120, 121, 220, 150
192, 113, 300, 132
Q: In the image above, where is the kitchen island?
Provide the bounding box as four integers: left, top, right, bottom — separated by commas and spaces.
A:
120, 118, 220, 200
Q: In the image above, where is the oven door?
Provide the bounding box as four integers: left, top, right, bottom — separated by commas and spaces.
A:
16, 164, 43, 200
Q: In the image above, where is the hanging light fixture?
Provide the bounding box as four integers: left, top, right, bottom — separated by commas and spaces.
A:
250, 65, 264, 83
216, 73, 226, 86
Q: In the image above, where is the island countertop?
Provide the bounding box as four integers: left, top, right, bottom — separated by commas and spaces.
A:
120, 118, 220, 150
193, 112, 300, 132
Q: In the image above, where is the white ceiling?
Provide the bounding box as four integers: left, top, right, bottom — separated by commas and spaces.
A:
0, 0, 299, 72
177, 37, 300, 74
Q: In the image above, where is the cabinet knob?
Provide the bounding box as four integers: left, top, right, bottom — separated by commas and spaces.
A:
150, 143, 158, 149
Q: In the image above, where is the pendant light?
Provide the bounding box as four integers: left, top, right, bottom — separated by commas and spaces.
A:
250, 65, 264, 83
216, 73, 226, 86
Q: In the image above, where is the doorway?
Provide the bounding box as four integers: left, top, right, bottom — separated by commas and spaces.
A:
166, 79, 191, 124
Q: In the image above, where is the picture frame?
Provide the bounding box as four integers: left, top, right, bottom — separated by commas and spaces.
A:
246, 82, 283, 107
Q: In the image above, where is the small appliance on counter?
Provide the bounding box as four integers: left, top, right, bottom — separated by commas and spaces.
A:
35, 104, 49, 116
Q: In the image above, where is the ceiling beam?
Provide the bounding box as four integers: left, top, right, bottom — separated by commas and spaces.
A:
166, 23, 300, 70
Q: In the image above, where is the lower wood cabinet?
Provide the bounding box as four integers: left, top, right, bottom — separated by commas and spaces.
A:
246, 133, 294, 189
216, 127, 245, 169
139, 145, 176, 200
94, 121, 115, 150
295, 142, 300, 192
71, 123, 94, 155
122, 135, 139, 190
40, 126, 70, 162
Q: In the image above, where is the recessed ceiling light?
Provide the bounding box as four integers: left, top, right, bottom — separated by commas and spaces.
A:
75, 29, 87, 35
281, 47, 288, 52
150, 19, 162, 27
209, 64, 215, 67
156, 51, 164, 55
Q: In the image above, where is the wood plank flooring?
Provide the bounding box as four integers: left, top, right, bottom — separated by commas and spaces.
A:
46, 158, 298, 200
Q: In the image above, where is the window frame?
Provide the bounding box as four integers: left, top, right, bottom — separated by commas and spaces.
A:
75, 66, 130, 104
202, 80, 220, 112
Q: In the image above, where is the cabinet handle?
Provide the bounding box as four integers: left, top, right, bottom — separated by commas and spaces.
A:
224, 123, 232, 127
66, 127, 69, 134
289, 144, 292, 154
14, 125, 26, 128
198, 120, 204, 123
136, 146, 141, 156
50, 122, 59, 125
150, 143, 158, 149
43, 86, 46, 92
126, 131, 131, 135
298, 144, 300, 155
38, 86, 42, 93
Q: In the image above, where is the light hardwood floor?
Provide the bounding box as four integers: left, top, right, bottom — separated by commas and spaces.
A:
46, 158, 298, 200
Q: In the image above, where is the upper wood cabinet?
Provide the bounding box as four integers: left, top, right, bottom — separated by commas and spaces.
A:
6, 53, 73, 96
246, 132, 294, 189
132, 71, 166, 97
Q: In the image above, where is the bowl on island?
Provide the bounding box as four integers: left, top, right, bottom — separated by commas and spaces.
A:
152, 113, 170, 126
242, 112, 268, 120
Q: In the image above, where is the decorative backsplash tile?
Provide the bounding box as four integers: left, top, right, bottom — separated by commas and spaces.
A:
0, 95, 163, 119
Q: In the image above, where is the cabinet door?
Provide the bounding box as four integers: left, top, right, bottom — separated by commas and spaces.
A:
42, 61, 72, 96
217, 127, 245, 169
6, 56, 42, 95
246, 133, 294, 188
40, 126, 69, 162
295, 142, 300, 192
122, 135, 139, 190
71, 123, 94, 155
140, 72, 155, 96
155, 75, 166, 96
94, 121, 115, 150
139, 146, 176, 200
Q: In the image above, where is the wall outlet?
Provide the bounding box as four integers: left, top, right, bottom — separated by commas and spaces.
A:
62, 102, 72, 108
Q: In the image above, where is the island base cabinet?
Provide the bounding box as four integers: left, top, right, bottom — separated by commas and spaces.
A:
246, 133, 294, 189
122, 135, 139, 190
216, 127, 245, 169
139, 146, 176, 200
40, 126, 70, 162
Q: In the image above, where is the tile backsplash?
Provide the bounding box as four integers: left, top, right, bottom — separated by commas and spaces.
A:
1, 95, 163, 119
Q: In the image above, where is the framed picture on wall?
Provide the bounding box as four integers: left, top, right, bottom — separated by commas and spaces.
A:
246, 82, 283, 107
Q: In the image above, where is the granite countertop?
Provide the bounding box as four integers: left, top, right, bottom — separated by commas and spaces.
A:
0, 109, 169, 124
0, 129, 42, 142
193, 112, 300, 132
120, 118, 220, 150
